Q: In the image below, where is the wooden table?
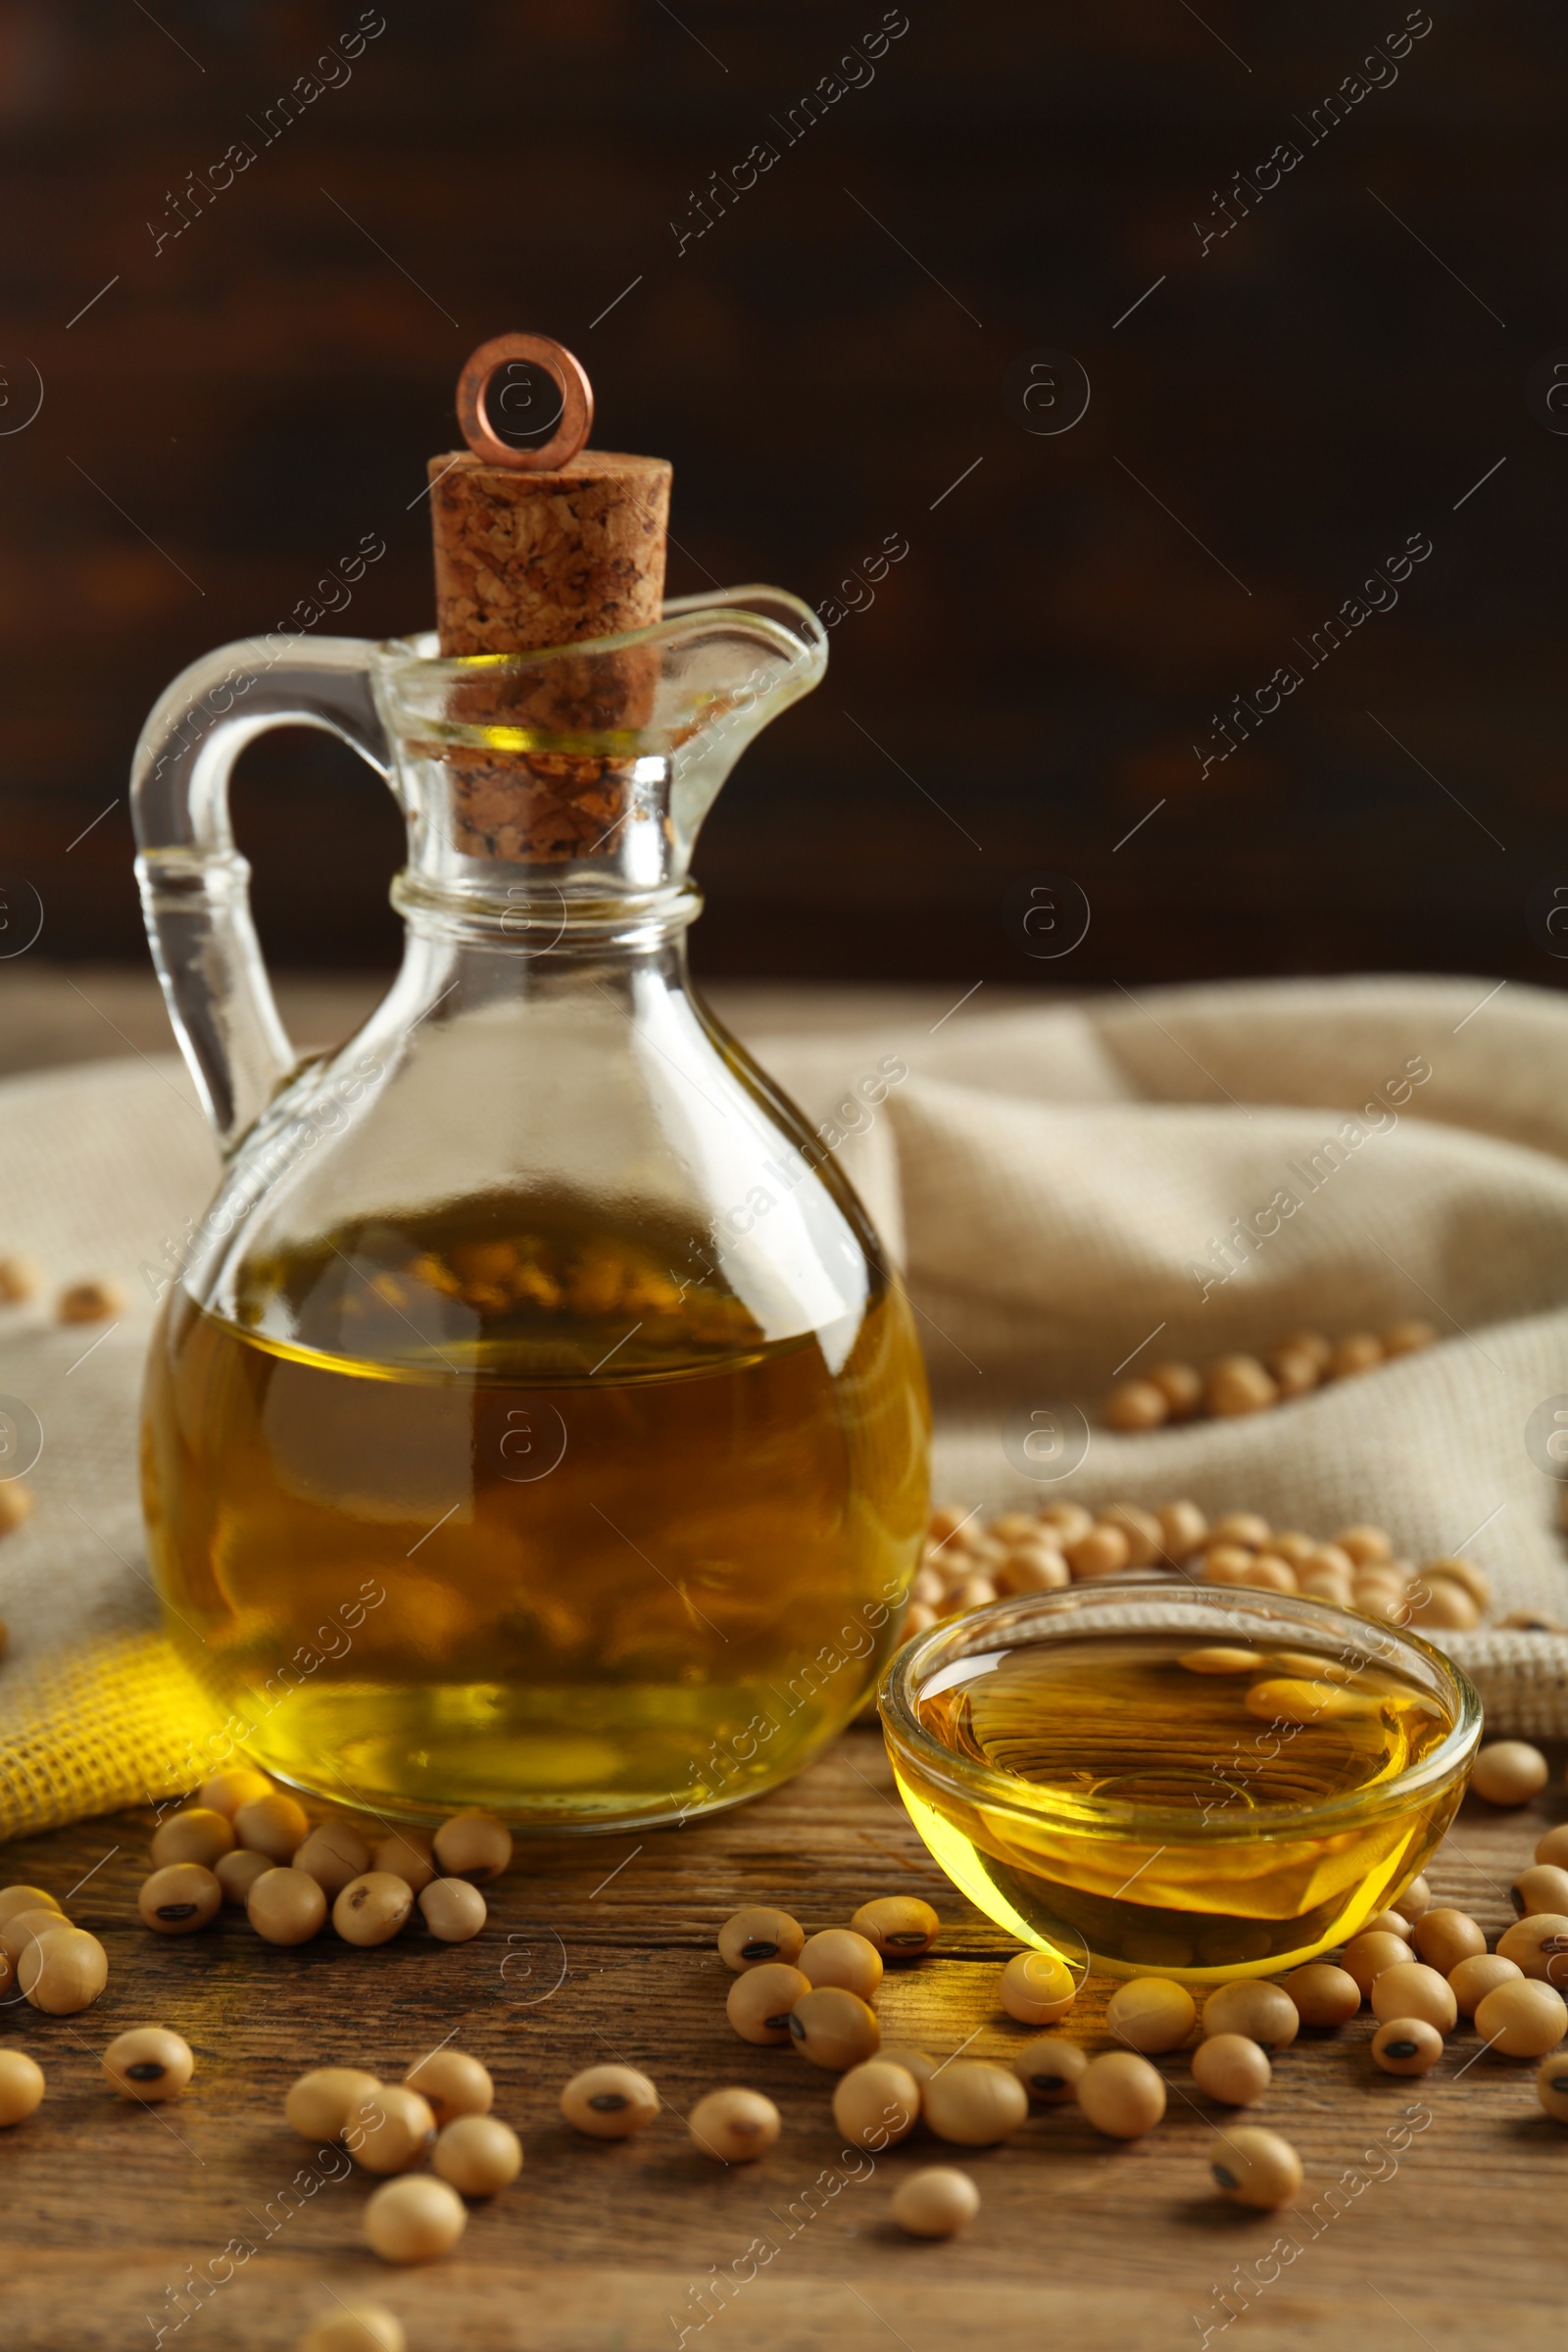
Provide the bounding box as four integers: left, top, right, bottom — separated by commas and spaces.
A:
2, 1728, 1562, 2351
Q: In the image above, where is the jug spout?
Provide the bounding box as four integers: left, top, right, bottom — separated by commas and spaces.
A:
662, 586, 829, 858
377, 586, 827, 906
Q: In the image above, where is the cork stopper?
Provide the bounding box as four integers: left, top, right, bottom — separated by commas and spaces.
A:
424, 335, 674, 865
428, 447, 671, 659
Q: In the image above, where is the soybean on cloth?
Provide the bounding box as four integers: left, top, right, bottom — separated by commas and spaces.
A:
2, 972, 1567, 1841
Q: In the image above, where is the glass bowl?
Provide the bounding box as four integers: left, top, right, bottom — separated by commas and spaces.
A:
878, 1581, 1481, 1984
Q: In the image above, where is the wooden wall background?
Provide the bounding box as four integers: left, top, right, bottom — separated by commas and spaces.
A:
2, 0, 1567, 988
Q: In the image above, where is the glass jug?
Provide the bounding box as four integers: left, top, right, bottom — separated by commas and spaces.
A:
131, 589, 930, 1829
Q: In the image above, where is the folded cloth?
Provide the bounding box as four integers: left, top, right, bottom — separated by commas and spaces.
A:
2, 973, 1566, 1840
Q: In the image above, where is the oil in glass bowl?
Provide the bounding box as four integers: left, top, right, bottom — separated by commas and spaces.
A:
880, 1586, 1479, 1982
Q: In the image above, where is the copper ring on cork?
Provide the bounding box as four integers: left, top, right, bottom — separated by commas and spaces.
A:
456, 332, 594, 470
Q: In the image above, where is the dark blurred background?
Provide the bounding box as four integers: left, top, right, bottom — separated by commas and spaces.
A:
2, 0, 1566, 990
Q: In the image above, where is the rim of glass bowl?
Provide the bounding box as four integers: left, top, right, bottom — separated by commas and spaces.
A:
877, 1581, 1482, 1843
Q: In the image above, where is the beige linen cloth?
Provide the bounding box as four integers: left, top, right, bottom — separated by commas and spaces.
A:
2, 971, 1567, 1840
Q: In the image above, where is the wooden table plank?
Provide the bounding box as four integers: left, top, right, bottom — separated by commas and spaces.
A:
2, 1726, 1564, 2351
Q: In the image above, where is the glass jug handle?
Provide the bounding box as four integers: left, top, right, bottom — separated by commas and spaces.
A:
129, 636, 392, 1152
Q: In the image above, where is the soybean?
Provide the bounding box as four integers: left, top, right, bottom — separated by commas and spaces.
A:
1448, 1954, 1522, 2017
941, 1575, 996, 1616
432, 2114, 522, 2196
432, 1810, 512, 1886
1424, 1555, 1490, 1608
1103, 1379, 1169, 1432
850, 1896, 939, 1959
719, 1900, 804, 1976
371, 1831, 435, 1895
405, 2049, 493, 2126
1342, 1931, 1413, 1996
798, 1928, 883, 2001
1371, 2018, 1444, 2076
788, 1986, 880, 2071
999, 1948, 1077, 2026
1197, 1923, 1275, 1968
0, 1886, 60, 1930
1179, 1648, 1263, 1676
1246, 1679, 1374, 1726
1336, 1525, 1393, 1567
1106, 1976, 1196, 2055
726, 1962, 811, 2045
1212, 2126, 1302, 2209
1282, 1964, 1361, 2029
1473, 1979, 1568, 2057
417, 1879, 487, 1943
833, 2060, 921, 2149
922, 2060, 1027, 2147
103, 2027, 193, 2102
58, 1278, 124, 1324
139, 1864, 221, 1936
1010, 2038, 1088, 2104
1397, 1875, 1433, 1921
1077, 2051, 1166, 2138
1369, 1962, 1457, 2034
995, 1544, 1069, 1596
1409, 1579, 1480, 1632
1065, 1525, 1130, 1579
1099, 1503, 1165, 1565
0, 2048, 45, 2126
294, 1823, 372, 1898
364, 2175, 466, 2264
560, 2064, 660, 2138
688, 2086, 781, 2163
333, 1873, 414, 1947
0, 1907, 66, 1967
287, 2067, 382, 2141
299, 2308, 406, 2352
1270, 1348, 1322, 1398
1535, 2055, 1568, 2123
1411, 1908, 1485, 1975
1535, 1825, 1568, 1871
149, 1808, 235, 1872
892, 2167, 980, 2239
1158, 1498, 1209, 1556
20, 1927, 107, 2014
0, 1253, 41, 1302
1203, 1546, 1265, 1588
349, 2084, 437, 2174
198, 1767, 273, 1819
1152, 1371, 1206, 1428
879, 2045, 937, 2094
1470, 1740, 1548, 1806
1495, 1914, 1568, 1984
1200, 1981, 1299, 2050
1362, 1910, 1410, 1939
1330, 1334, 1382, 1380
233, 1791, 311, 1862
215, 1849, 272, 1907
1206, 1356, 1278, 1417
248, 1866, 327, 1946
1191, 2034, 1271, 2105
1512, 1865, 1568, 1920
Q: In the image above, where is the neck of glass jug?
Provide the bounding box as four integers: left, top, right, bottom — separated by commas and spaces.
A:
386, 743, 700, 956
391, 864, 702, 962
